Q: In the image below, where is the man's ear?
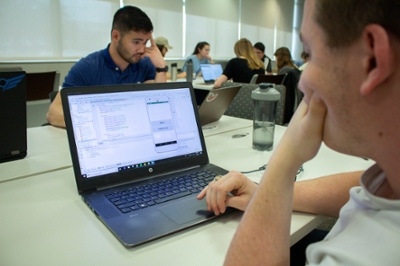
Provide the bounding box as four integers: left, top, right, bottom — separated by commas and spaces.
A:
111, 29, 120, 43
360, 24, 394, 96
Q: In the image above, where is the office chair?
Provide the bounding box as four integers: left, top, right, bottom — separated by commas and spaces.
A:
222, 82, 286, 125
26, 71, 60, 101
0, 67, 23, 72
280, 68, 301, 124
250, 73, 287, 85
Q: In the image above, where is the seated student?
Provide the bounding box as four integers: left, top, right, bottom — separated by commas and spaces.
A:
253, 42, 273, 74
214, 38, 264, 88
274, 46, 301, 124
199, 0, 400, 264
155, 36, 186, 80
181, 42, 213, 78
299, 51, 310, 71
46, 6, 167, 128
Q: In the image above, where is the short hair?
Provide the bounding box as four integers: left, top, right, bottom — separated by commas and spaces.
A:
192, 42, 210, 55
253, 42, 265, 53
112, 6, 153, 35
314, 0, 400, 48
234, 38, 264, 70
301, 51, 309, 60
274, 47, 296, 72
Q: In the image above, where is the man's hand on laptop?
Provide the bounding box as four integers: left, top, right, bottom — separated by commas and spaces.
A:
197, 171, 257, 216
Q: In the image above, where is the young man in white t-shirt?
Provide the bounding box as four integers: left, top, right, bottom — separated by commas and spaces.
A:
198, 0, 400, 265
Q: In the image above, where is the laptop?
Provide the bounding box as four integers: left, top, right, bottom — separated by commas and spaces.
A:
61, 82, 236, 247
199, 64, 223, 84
0, 71, 27, 163
198, 85, 242, 126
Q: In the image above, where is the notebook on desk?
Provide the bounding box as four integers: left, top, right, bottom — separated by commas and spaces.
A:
198, 85, 242, 126
61, 82, 235, 247
0, 71, 27, 163
199, 64, 223, 84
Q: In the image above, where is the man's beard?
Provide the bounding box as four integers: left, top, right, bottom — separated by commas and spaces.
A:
116, 40, 142, 64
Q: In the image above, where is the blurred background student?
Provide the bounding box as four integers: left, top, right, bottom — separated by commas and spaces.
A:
155, 36, 185, 79
274, 46, 301, 124
181, 42, 213, 78
214, 38, 264, 88
299, 51, 310, 71
253, 42, 272, 74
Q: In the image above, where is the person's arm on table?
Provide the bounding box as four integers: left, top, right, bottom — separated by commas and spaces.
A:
198, 170, 362, 217
293, 171, 362, 218
214, 74, 228, 88
46, 92, 65, 128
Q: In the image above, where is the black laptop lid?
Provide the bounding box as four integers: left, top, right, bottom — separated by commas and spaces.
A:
61, 82, 210, 194
0, 71, 27, 163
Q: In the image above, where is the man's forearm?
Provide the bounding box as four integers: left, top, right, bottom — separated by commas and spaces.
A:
293, 171, 363, 217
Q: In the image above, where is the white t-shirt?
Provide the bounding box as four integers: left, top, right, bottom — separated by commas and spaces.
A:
306, 164, 400, 265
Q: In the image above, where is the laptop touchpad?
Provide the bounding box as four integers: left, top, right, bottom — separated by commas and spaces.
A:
158, 197, 214, 225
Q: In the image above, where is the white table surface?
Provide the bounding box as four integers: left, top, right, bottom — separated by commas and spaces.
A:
202, 115, 252, 137
0, 126, 71, 183
205, 126, 374, 182
192, 77, 214, 91
0, 126, 374, 266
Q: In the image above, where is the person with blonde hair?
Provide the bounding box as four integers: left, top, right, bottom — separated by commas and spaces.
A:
214, 38, 264, 88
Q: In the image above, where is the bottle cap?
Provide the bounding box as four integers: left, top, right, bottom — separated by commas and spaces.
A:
251, 83, 280, 101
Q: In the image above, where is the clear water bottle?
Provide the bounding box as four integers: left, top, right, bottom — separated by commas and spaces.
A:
251, 83, 281, 151
171, 63, 177, 81
186, 59, 193, 83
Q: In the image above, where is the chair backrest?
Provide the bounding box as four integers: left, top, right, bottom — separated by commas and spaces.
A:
26, 71, 60, 101
280, 68, 301, 124
222, 82, 286, 125
250, 73, 287, 85
0, 67, 23, 72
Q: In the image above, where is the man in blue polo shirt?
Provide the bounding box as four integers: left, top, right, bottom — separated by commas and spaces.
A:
46, 6, 168, 128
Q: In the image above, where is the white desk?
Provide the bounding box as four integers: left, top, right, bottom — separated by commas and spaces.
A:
0, 126, 375, 265
0, 126, 71, 183
202, 115, 252, 137
205, 126, 374, 182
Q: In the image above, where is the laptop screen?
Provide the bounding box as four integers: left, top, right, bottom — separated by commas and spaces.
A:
67, 87, 203, 178
200, 64, 223, 81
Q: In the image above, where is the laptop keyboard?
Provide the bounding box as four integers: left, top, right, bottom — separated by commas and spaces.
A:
105, 170, 217, 214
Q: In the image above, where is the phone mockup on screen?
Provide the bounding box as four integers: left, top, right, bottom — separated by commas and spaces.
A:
146, 95, 179, 153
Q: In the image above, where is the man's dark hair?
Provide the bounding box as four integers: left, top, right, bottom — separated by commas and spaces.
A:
314, 0, 400, 48
253, 42, 265, 53
192, 42, 210, 55
301, 51, 309, 60
112, 6, 153, 35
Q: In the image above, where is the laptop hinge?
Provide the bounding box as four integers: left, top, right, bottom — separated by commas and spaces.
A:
97, 165, 202, 191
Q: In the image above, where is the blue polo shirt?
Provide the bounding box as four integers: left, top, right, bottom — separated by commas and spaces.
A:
62, 44, 156, 88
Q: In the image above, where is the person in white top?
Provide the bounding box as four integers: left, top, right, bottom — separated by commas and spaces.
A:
197, 0, 400, 265
298, 51, 309, 71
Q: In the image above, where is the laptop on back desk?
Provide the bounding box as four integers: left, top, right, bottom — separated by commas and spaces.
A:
61, 82, 235, 247
199, 64, 223, 84
198, 85, 242, 126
